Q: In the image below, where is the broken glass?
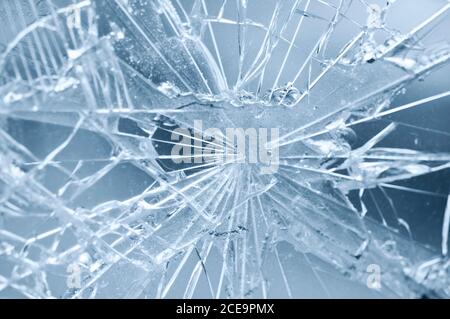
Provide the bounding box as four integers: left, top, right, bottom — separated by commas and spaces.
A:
0, 0, 450, 298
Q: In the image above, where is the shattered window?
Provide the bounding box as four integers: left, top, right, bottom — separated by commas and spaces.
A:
1, 0, 450, 298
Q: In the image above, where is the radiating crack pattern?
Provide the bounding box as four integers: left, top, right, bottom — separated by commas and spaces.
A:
1, 0, 450, 298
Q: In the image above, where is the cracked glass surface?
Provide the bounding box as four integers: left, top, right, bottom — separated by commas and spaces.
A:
1, 0, 450, 298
